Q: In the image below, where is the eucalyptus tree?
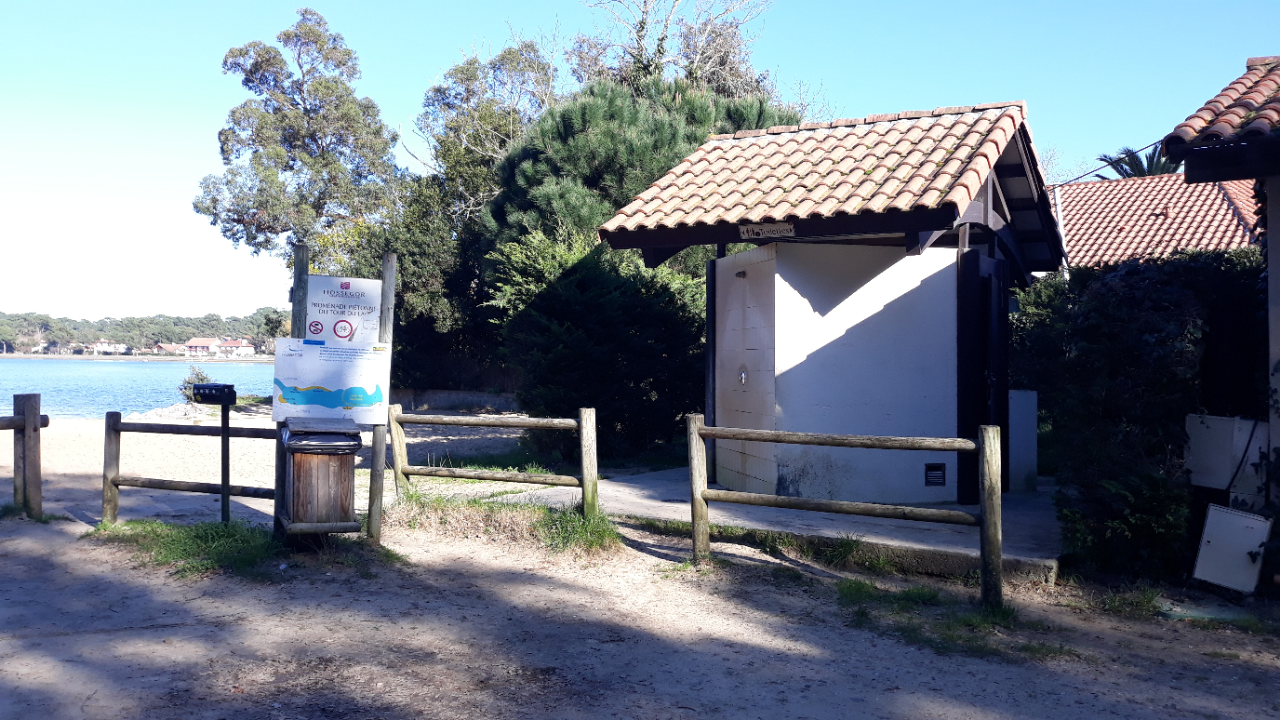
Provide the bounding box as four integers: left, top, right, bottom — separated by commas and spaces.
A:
193, 8, 402, 268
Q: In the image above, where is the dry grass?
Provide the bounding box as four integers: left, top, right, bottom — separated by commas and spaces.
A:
384, 488, 621, 553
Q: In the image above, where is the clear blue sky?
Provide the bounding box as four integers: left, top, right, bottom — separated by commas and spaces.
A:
0, 0, 1266, 320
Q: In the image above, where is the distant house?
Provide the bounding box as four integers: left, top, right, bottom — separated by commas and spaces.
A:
152, 343, 186, 355
1050, 173, 1259, 266
184, 338, 219, 356
91, 339, 128, 355
216, 339, 256, 358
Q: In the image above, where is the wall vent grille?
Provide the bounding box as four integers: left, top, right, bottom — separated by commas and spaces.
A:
925, 463, 946, 486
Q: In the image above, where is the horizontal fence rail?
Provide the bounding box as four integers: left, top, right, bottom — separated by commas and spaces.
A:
699, 489, 981, 526
0, 415, 50, 431
392, 413, 578, 430
389, 405, 599, 517
697, 426, 978, 452
402, 466, 583, 487
688, 414, 1004, 608
116, 421, 276, 440
113, 476, 275, 499
102, 411, 276, 525
7, 394, 46, 518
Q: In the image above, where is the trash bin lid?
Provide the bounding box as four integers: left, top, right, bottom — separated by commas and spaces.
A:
285, 417, 361, 434
283, 429, 362, 455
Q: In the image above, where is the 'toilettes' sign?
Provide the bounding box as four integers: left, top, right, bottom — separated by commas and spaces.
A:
305, 276, 382, 343
738, 222, 795, 240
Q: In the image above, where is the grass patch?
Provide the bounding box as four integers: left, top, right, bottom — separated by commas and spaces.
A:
535, 506, 622, 552
1185, 616, 1280, 637
426, 449, 556, 478
837, 578, 880, 605
624, 516, 895, 573
388, 490, 620, 554
1, 503, 25, 520
1094, 586, 1161, 619
86, 519, 281, 579
816, 534, 864, 568
234, 394, 269, 407
863, 553, 896, 575
833, 583, 1042, 660
889, 585, 945, 609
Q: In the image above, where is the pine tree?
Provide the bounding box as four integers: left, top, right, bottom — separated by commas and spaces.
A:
486, 78, 798, 247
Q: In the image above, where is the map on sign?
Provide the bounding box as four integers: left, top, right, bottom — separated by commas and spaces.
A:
306, 276, 382, 343
272, 338, 392, 424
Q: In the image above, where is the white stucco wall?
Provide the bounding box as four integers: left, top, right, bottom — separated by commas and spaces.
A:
1008, 390, 1039, 491
714, 245, 778, 493
771, 244, 960, 504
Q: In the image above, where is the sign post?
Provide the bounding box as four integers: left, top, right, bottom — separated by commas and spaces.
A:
274, 249, 396, 543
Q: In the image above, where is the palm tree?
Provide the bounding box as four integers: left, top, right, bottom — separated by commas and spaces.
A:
1094, 146, 1182, 180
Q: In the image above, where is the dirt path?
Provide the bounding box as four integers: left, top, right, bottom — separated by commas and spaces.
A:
3, 414, 1279, 719
2, 511, 1278, 720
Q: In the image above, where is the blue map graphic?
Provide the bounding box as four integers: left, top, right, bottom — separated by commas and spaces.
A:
274, 379, 384, 409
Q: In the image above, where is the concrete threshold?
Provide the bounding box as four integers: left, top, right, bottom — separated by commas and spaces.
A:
496, 467, 1062, 584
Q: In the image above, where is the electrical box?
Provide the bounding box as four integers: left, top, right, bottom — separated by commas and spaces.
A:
1185, 414, 1268, 511
192, 383, 237, 405
1193, 504, 1273, 593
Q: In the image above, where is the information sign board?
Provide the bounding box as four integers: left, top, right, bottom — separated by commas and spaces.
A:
306, 276, 382, 343
272, 338, 392, 425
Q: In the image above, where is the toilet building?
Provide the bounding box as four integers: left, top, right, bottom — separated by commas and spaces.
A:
600, 102, 1065, 505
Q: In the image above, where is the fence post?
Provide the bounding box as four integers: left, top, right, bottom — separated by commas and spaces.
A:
367, 251, 397, 544
579, 408, 598, 518
103, 412, 121, 524
388, 404, 410, 496
14, 394, 42, 518
688, 413, 711, 560
12, 399, 24, 511
978, 424, 1004, 608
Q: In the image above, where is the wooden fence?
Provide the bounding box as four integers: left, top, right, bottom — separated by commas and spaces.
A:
687, 414, 1005, 608
388, 405, 599, 518
101, 411, 276, 525
4, 394, 49, 518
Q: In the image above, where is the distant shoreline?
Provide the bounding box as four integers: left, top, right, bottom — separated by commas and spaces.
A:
0, 354, 274, 364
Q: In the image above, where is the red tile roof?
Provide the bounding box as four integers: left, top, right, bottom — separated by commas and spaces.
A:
1051, 174, 1259, 267
1163, 56, 1280, 158
601, 102, 1028, 234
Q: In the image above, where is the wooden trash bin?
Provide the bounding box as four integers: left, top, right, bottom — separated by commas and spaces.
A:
283, 418, 362, 530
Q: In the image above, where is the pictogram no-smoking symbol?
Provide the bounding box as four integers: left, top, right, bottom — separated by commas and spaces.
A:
308, 321, 323, 335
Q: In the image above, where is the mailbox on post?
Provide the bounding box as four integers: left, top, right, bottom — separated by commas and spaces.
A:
281, 417, 362, 534
192, 383, 237, 406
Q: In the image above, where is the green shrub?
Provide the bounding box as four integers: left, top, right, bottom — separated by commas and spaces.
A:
178, 365, 213, 404
488, 230, 704, 456
1012, 249, 1265, 577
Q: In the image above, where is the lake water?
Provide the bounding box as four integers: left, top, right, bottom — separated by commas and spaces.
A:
0, 358, 276, 418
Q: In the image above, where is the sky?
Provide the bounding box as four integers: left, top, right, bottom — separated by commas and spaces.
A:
0, 0, 1268, 321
